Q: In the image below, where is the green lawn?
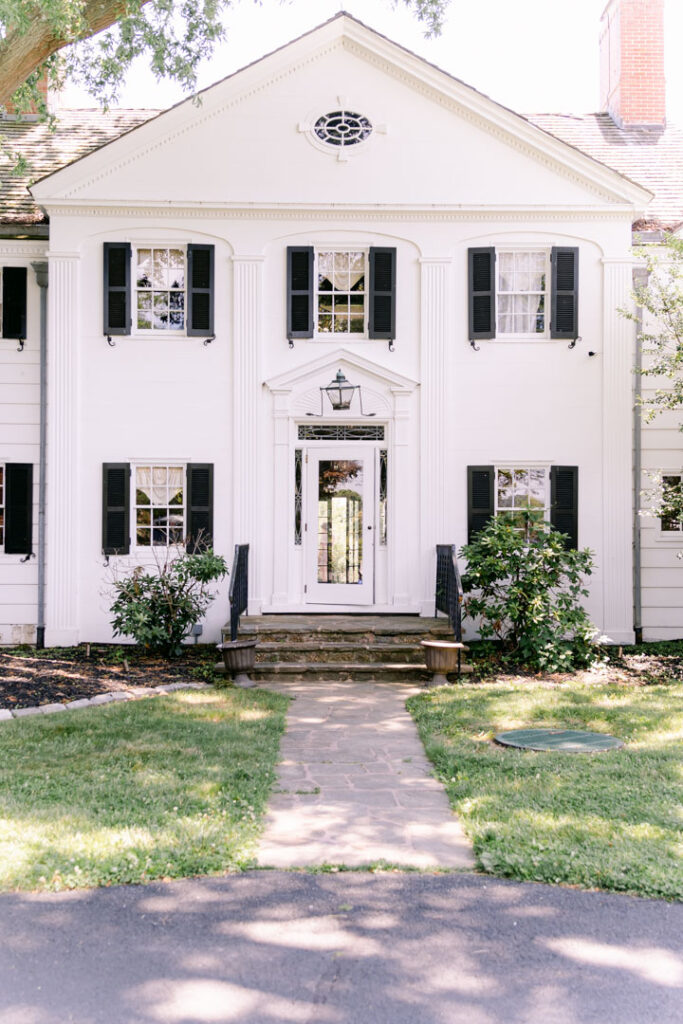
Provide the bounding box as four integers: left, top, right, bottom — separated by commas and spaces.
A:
0, 687, 288, 892
408, 678, 683, 900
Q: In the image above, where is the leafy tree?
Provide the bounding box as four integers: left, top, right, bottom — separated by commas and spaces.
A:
622, 235, 683, 535
0, 0, 451, 111
460, 514, 599, 673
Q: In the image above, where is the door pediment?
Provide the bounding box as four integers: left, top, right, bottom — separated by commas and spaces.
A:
264, 348, 419, 419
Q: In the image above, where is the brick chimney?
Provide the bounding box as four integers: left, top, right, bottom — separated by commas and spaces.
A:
600, 0, 666, 127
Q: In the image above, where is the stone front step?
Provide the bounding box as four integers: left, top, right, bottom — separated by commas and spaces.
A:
224, 614, 454, 641
218, 614, 471, 684
255, 642, 431, 665
215, 661, 473, 683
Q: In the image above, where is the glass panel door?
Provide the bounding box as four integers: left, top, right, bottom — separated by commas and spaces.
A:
306, 448, 374, 605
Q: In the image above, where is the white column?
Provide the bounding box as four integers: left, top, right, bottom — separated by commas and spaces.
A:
45, 253, 80, 646
232, 256, 264, 613
390, 387, 414, 609
602, 257, 636, 643
270, 388, 292, 607
419, 258, 452, 615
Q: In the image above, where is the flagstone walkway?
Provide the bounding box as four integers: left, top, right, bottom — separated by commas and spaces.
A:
257, 680, 475, 869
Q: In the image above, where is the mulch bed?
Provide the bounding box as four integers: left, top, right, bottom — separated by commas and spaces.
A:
0, 644, 680, 711
0, 646, 215, 710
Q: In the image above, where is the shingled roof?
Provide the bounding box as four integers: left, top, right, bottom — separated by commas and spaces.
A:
526, 113, 683, 231
0, 109, 158, 226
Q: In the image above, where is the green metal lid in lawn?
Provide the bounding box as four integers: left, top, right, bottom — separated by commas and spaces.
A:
494, 729, 623, 752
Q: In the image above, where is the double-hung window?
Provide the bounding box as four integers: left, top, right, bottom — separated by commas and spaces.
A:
102, 463, 214, 555
287, 246, 396, 342
468, 246, 578, 342
497, 252, 549, 337
317, 251, 366, 334
103, 243, 214, 338
134, 248, 186, 332
495, 465, 549, 539
467, 464, 578, 549
134, 465, 185, 546
660, 475, 683, 534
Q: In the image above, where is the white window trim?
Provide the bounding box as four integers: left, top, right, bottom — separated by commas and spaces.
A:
494, 463, 552, 528
132, 244, 189, 338
495, 247, 551, 342
654, 471, 683, 543
314, 247, 369, 341
131, 461, 186, 551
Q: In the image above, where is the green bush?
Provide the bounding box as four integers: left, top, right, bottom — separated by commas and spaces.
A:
460, 515, 600, 672
110, 549, 228, 657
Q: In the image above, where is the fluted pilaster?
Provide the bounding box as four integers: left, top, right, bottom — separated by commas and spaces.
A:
232, 256, 264, 612
45, 253, 80, 645
602, 257, 635, 642
419, 258, 452, 614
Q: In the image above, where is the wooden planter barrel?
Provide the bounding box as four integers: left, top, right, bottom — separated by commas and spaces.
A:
217, 639, 258, 688
420, 639, 465, 687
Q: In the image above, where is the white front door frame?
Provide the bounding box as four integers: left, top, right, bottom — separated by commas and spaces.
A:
305, 444, 376, 606
263, 349, 420, 614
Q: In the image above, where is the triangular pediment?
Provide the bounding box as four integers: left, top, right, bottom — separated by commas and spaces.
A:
264, 348, 419, 394
31, 13, 652, 213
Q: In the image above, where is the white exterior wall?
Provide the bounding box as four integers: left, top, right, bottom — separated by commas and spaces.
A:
0, 241, 46, 644
638, 296, 683, 640
31, 17, 656, 645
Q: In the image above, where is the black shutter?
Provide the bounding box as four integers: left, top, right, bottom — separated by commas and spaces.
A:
550, 247, 579, 339
467, 466, 495, 542
287, 247, 314, 339
5, 463, 33, 555
550, 466, 578, 549
103, 243, 131, 335
187, 244, 214, 336
368, 247, 396, 340
468, 248, 496, 340
102, 463, 130, 554
2, 267, 27, 339
186, 464, 213, 553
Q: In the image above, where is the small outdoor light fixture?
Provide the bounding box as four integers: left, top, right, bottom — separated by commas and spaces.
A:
307, 368, 375, 417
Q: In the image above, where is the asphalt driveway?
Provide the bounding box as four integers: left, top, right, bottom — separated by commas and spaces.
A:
0, 872, 680, 1024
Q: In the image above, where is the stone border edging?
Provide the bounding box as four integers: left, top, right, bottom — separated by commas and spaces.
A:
0, 682, 210, 722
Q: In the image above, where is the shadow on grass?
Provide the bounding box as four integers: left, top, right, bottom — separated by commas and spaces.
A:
0, 688, 288, 891
408, 681, 683, 900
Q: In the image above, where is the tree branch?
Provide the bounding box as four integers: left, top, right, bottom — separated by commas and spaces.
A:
0, 1, 149, 106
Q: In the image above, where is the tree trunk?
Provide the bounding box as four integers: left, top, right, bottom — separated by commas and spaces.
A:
0, 1, 149, 107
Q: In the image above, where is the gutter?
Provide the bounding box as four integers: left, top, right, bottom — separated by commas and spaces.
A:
632, 265, 648, 645
31, 262, 48, 649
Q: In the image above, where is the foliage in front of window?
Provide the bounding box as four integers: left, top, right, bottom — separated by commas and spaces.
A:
660, 475, 683, 534
622, 236, 683, 541
110, 548, 228, 657
460, 514, 599, 673
135, 248, 185, 332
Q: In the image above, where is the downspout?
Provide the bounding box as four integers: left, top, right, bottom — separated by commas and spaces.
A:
31, 262, 48, 649
632, 265, 648, 645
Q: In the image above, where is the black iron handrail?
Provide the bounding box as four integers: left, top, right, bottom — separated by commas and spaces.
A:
229, 543, 249, 642
435, 544, 463, 642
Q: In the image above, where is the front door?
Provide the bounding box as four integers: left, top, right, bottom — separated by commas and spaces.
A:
306, 447, 374, 605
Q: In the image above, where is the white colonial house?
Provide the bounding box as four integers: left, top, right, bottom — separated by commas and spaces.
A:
1, 0, 682, 647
